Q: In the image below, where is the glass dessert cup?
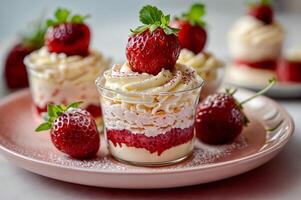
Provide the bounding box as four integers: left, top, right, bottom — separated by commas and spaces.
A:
25, 57, 104, 130
96, 76, 203, 166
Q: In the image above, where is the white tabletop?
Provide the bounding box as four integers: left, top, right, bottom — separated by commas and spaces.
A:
0, 0, 301, 199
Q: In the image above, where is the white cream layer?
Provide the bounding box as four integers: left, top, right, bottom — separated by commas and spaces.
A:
103, 103, 194, 137
109, 140, 194, 163
229, 16, 284, 62
286, 48, 301, 62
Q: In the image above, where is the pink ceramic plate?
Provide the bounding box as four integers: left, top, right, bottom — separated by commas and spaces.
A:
0, 89, 294, 189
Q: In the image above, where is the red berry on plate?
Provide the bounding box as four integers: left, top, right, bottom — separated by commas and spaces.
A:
4, 44, 32, 89
248, 0, 273, 24
277, 59, 301, 83
45, 8, 91, 56
195, 93, 245, 144
171, 3, 207, 54
36, 102, 100, 159
4, 21, 46, 89
126, 5, 180, 75
195, 78, 276, 144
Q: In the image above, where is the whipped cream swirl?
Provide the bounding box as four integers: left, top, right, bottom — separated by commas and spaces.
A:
25, 47, 110, 83
229, 16, 285, 61
103, 62, 202, 94
229, 16, 284, 45
177, 49, 223, 81
98, 63, 203, 114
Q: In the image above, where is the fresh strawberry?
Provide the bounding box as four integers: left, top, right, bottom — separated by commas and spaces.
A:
4, 21, 46, 89
36, 102, 100, 159
45, 8, 90, 56
277, 59, 301, 83
195, 78, 276, 144
171, 3, 207, 54
248, 0, 273, 24
126, 5, 180, 75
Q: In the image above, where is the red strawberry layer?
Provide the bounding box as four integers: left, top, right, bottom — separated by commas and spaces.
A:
35, 104, 102, 118
277, 60, 301, 83
234, 59, 277, 70
107, 126, 194, 156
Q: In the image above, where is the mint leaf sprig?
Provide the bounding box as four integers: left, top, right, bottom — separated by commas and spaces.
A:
131, 5, 179, 35
47, 8, 90, 27
35, 101, 83, 132
180, 3, 206, 27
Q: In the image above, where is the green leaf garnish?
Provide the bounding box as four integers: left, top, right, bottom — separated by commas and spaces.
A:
67, 101, 83, 109
55, 8, 70, 23
47, 8, 89, 28
248, 0, 272, 8
140, 6, 163, 25
181, 3, 206, 27
131, 5, 179, 35
35, 101, 83, 132
21, 17, 47, 50
35, 122, 52, 132
261, 0, 271, 5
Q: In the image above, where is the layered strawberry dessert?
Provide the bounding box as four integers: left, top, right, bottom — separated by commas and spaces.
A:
24, 8, 110, 124
96, 6, 203, 165
172, 3, 224, 98
227, 0, 284, 86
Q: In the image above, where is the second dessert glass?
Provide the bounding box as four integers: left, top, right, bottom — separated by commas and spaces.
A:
96, 68, 203, 166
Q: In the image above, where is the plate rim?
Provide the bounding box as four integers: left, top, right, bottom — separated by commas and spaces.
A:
0, 89, 295, 175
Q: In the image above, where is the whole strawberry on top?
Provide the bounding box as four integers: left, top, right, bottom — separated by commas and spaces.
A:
248, 0, 273, 24
171, 3, 207, 54
195, 78, 276, 144
4, 20, 46, 89
36, 102, 100, 159
126, 5, 180, 75
45, 8, 90, 56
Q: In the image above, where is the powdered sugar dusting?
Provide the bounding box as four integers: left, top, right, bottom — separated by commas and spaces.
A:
0, 135, 247, 172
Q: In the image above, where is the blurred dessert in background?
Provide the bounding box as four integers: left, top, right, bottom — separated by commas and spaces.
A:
4, 19, 46, 90
97, 5, 203, 166
277, 48, 301, 83
172, 3, 224, 98
227, 0, 285, 86
24, 8, 110, 127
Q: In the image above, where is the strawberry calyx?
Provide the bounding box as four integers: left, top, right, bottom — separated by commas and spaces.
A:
47, 8, 90, 27
35, 101, 83, 132
248, 0, 272, 7
20, 19, 47, 50
225, 77, 276, 126
130, 5, 179, 35
177, 3, 206, 28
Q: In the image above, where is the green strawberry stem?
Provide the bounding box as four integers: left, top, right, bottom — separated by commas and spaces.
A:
21, 18, 47, 49
248, 0, 271, 7
35, 101, 83, 132
181, 3, 206, 27
261, 0, 271, 5
130, 5, 179, 35
47, 8, 90, 27
239, 77, 276, 106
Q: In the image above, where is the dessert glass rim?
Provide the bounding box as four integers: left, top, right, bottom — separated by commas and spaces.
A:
95, 75, 204, 96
